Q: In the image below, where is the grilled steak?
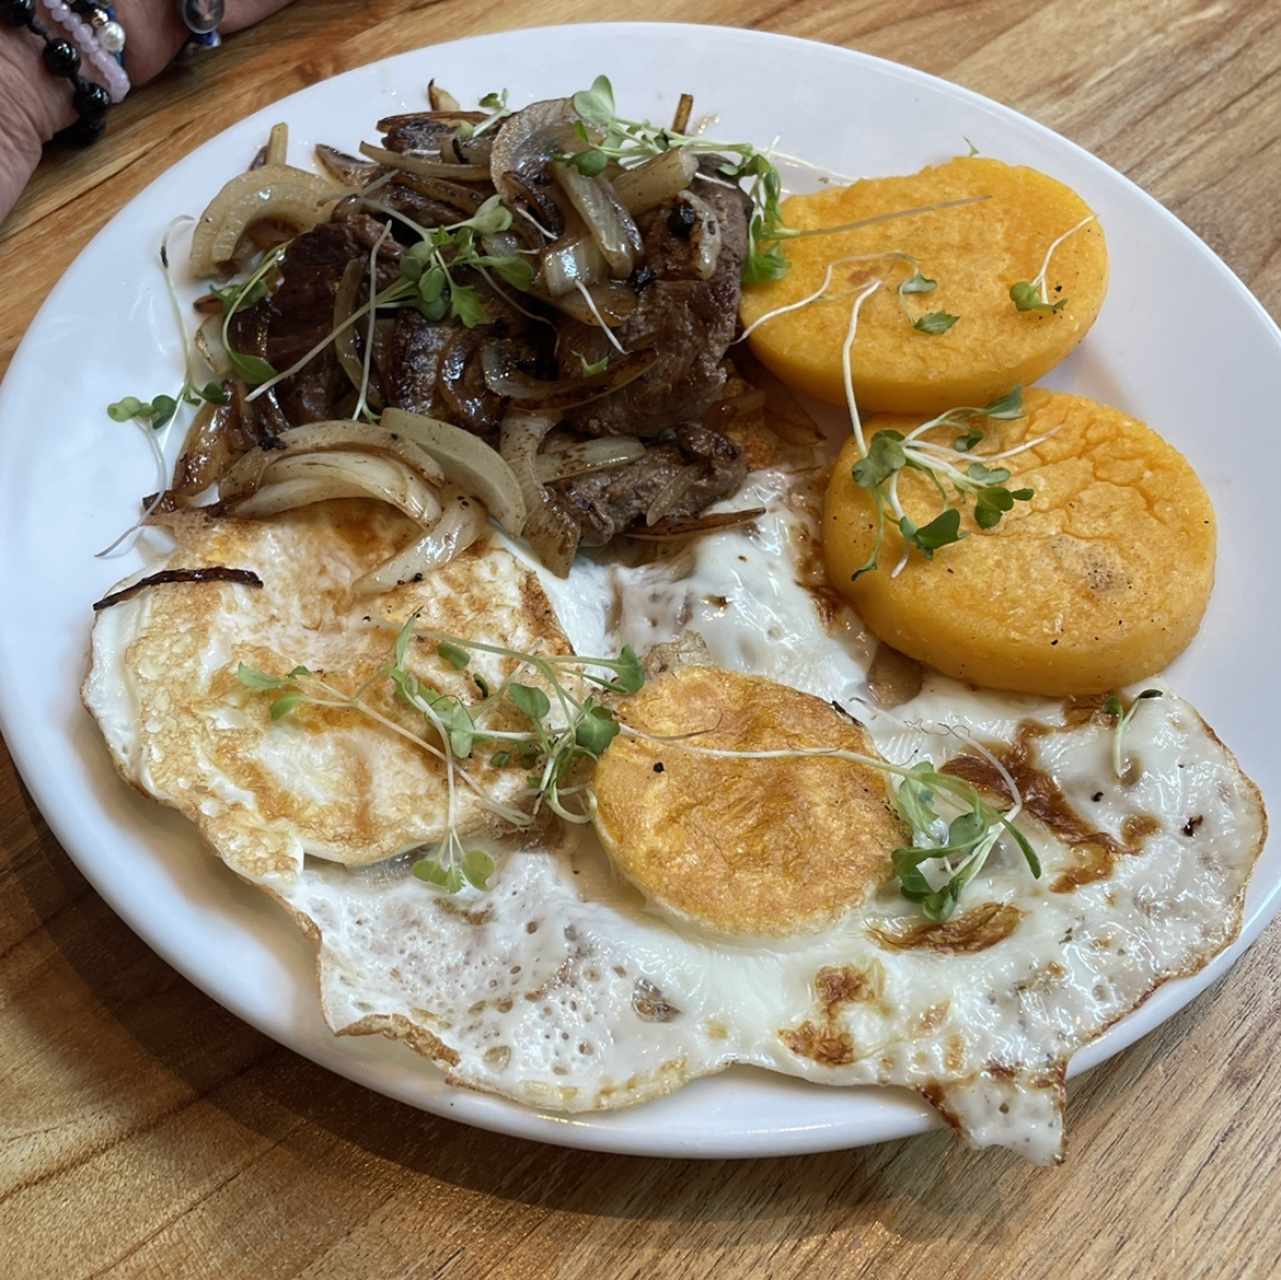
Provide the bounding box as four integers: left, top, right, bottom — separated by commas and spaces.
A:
553, 422, 746, 546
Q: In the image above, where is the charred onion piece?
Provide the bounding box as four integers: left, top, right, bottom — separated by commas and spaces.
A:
539, 226, 609, 297
93, 567, 263, 612
551, 162, 643, 278
536, 279, 638, 327
231, 451, 443, 525
333, 259, 381, 408
534, 436, 647, 483
490, 98, 580, 235
426, 81, 464, 113
670, 92, 694, 135
217, 422, 445, 505
381, 406, 527, 534
481, 342, 659, 410
190, 164, 342, 277
611, 148, 699, 214
358, 142, 489, 182
624, 507, 767, 541
679, 190, 723, 279
315, 144, 385, 189
353, 488, 487, 595
389, 171, 488, 217
500, 411, 580, 577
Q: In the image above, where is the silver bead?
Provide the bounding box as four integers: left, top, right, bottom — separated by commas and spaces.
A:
99, 19, 125, 54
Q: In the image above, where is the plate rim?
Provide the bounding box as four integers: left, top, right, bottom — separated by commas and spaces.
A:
1, 20, 1277, 1159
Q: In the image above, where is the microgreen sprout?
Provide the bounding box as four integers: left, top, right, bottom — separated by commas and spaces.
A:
1104, 688, 1163, 780
235, 615, 646, 892
565, 74, 989, 285
1009, 214, 1096, 313
247, 198, 536, 403
839, 280, 1039, 581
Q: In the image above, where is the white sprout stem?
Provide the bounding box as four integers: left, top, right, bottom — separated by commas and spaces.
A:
360, 200, 435, 243
943, 727, 1025, 825
516, 206, 557, 241
361, 170, 396, 199
352, 223, 390, 422
841, 279, 882, 456
221, 243, 287, 364
573, 281, 627, 355
1031, 214, 1096, 303
909, 428, 1061, 464
736, 252, 914, 344
413, 691, 461, 862
248, 285, 394, 403
93, 416, 172, 558
692, 170, 739, 191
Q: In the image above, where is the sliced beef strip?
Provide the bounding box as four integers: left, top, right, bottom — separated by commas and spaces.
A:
229, 217, 400, 427
557, 172, 751, 439
552, 422, 747, 546
385, 311, 454, 419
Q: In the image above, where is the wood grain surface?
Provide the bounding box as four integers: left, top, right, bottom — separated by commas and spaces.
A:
3, 3, 1280, 1277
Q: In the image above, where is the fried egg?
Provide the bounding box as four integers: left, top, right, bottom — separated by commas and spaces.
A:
83, 501, 570, 881
85, 466, 1266, 1163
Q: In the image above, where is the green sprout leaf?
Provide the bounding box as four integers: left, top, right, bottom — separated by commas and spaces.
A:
569, 148, 610, 177
490, 750, 511, 768
236, 663, 290, 690
413, 857, 465, 892
227, 350, 278, 386
437, 641, 470, 670
575, 703, 619, 756
449, 284, 491, 329
586, 645, 645, 694
1010, 280, 1066, 314
461, 848, 496, 890
482, 255, 535, 291
270, 692, 305, 720
463, 193, 514, 236
107, 396, 147, 423
899, 508, 966, 558
508, 683, 551, 724
478, 90, 507, 111
426, 694, 476, 757
149, 394, 179, 429
572, 74, 616, 127
852, 431, 906, 489
981, 386, 1024, 420
577, 353, 611, 378
913, 311, 959, 335
953, 427, 984, 451
899, 271, 937, 296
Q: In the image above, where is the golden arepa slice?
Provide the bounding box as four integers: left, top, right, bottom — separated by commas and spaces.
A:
594, 666, 905, 937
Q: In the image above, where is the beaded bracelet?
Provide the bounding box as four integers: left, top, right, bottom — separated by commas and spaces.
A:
1, 0, 114, 143
42, 2, 129, 103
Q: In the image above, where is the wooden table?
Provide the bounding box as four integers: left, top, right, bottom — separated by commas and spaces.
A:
3, 3, 1279, 1276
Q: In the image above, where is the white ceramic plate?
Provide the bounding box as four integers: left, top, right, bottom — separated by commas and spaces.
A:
1, 23, 1277, 1159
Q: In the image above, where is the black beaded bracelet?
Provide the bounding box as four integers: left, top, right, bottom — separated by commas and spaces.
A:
1, 0, 112, 145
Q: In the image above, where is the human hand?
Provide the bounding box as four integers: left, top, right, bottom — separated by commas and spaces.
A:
0, 0, 295, 222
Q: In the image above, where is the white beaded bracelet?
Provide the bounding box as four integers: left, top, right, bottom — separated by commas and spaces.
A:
39, 0, 129, 103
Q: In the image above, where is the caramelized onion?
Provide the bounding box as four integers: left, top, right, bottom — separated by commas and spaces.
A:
537, 279, 638, 327
217, 422, 445, 505
358, 142, 489, 182
535, 436, 646, 483
551, 162, 643, 278
352, 489, 486, 595
231, 451, 443, 525
490, 99, 579, 234
612, 148, 698, 214
539, 232, 609, 297
381, 407, 527, 534
333, 258, 381, 407
190, 164, 342, 277
315, 144, 385, 189
427, 81, 463, 113
499, 411, 580, 576
481, 342, 658, 410
389, 172, 488, 217
680, 190, 723, 279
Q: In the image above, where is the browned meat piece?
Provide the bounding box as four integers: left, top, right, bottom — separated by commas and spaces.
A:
384, 311, 454, 418
229, 217, 399, 427
556, 174, 751, 438
552, 423, 746, 546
